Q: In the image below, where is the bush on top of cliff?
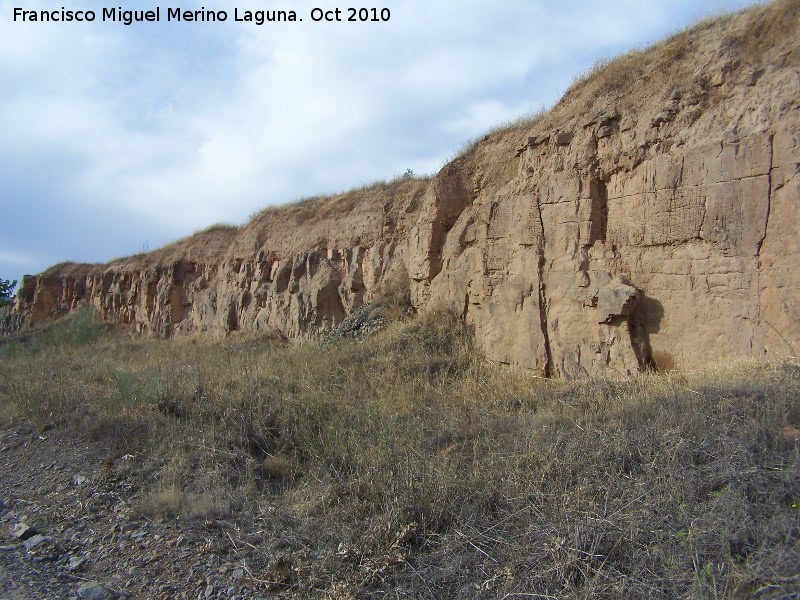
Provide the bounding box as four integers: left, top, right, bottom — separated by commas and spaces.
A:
40, 262, 98, 278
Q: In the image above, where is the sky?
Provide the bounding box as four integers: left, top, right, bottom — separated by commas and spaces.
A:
0, 0, 762, 287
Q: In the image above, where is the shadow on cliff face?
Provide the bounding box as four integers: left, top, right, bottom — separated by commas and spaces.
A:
631, 293, 665, 372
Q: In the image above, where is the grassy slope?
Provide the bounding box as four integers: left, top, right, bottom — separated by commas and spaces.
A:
1, 307, 798, 599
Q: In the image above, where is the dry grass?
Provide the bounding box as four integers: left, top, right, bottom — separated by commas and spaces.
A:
369, 266, 414, 320
1, 309, 799, 598
448, 106, 550, 164
248, 175, 430, 226
725, 0, 800, 66
563, 0, 800, 118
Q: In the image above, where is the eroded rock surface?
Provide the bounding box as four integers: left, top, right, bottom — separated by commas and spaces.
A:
4, 3, 800, 377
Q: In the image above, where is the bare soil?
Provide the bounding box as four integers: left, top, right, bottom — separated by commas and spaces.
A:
0, 423, 271, 600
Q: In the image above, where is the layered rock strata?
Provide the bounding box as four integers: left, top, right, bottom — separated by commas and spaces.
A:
5, 2, 800, 377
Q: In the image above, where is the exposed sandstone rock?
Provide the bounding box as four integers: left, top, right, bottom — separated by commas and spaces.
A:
597, 277, 639, 325
4, 2, 800, 377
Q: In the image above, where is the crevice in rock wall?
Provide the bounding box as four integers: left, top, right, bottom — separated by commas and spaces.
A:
338, 247, 367, 313
589, 177, 609, 246
537, 253, 552, 378
289, 254, 307, 293
145, 274, 158, 322
425, 164, 473, 282
756, 133, 775, 259
225, 298, 239, 333
528, 186, 552, 375
755, 132, 775, 342
274, 263, 291, 295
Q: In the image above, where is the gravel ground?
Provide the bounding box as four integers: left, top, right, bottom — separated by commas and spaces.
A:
0, 424, 271, 600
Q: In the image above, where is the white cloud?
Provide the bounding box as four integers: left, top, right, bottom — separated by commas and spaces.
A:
0, 0, 762, 282
0, 249, 48, 269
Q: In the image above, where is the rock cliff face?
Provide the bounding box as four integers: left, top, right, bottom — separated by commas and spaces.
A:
5, 1, 800, 377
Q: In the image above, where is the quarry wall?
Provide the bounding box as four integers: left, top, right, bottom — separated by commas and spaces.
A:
5, 3, 800, 377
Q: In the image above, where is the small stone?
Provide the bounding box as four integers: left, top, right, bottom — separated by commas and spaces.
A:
651, 111, 673, 127
555, 130, 574, 145
710, 69, 727, 87
584, 108, 620, 127
11, 523, 37, 540
69, 556, 87, 572
596, 125, 614, 139
746, 68, 765, 86
73, 474, 88, 486
77, 581, 117, 600
23, 534, 49, 551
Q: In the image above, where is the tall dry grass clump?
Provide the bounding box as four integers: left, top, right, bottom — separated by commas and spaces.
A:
726, 0, 800, 66
1, 308, 798, 598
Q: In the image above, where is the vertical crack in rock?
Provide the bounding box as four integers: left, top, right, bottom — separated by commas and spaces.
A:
756, 133, 774, 259
529, 187, 552, 377
755, 132, 775, 330
537, 268, 552, 376
537, 253, 552, 378
589, 177, 609, 245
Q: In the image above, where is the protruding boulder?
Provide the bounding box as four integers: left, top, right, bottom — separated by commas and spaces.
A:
596, 278, 639, 324
555, 129, 575, 145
